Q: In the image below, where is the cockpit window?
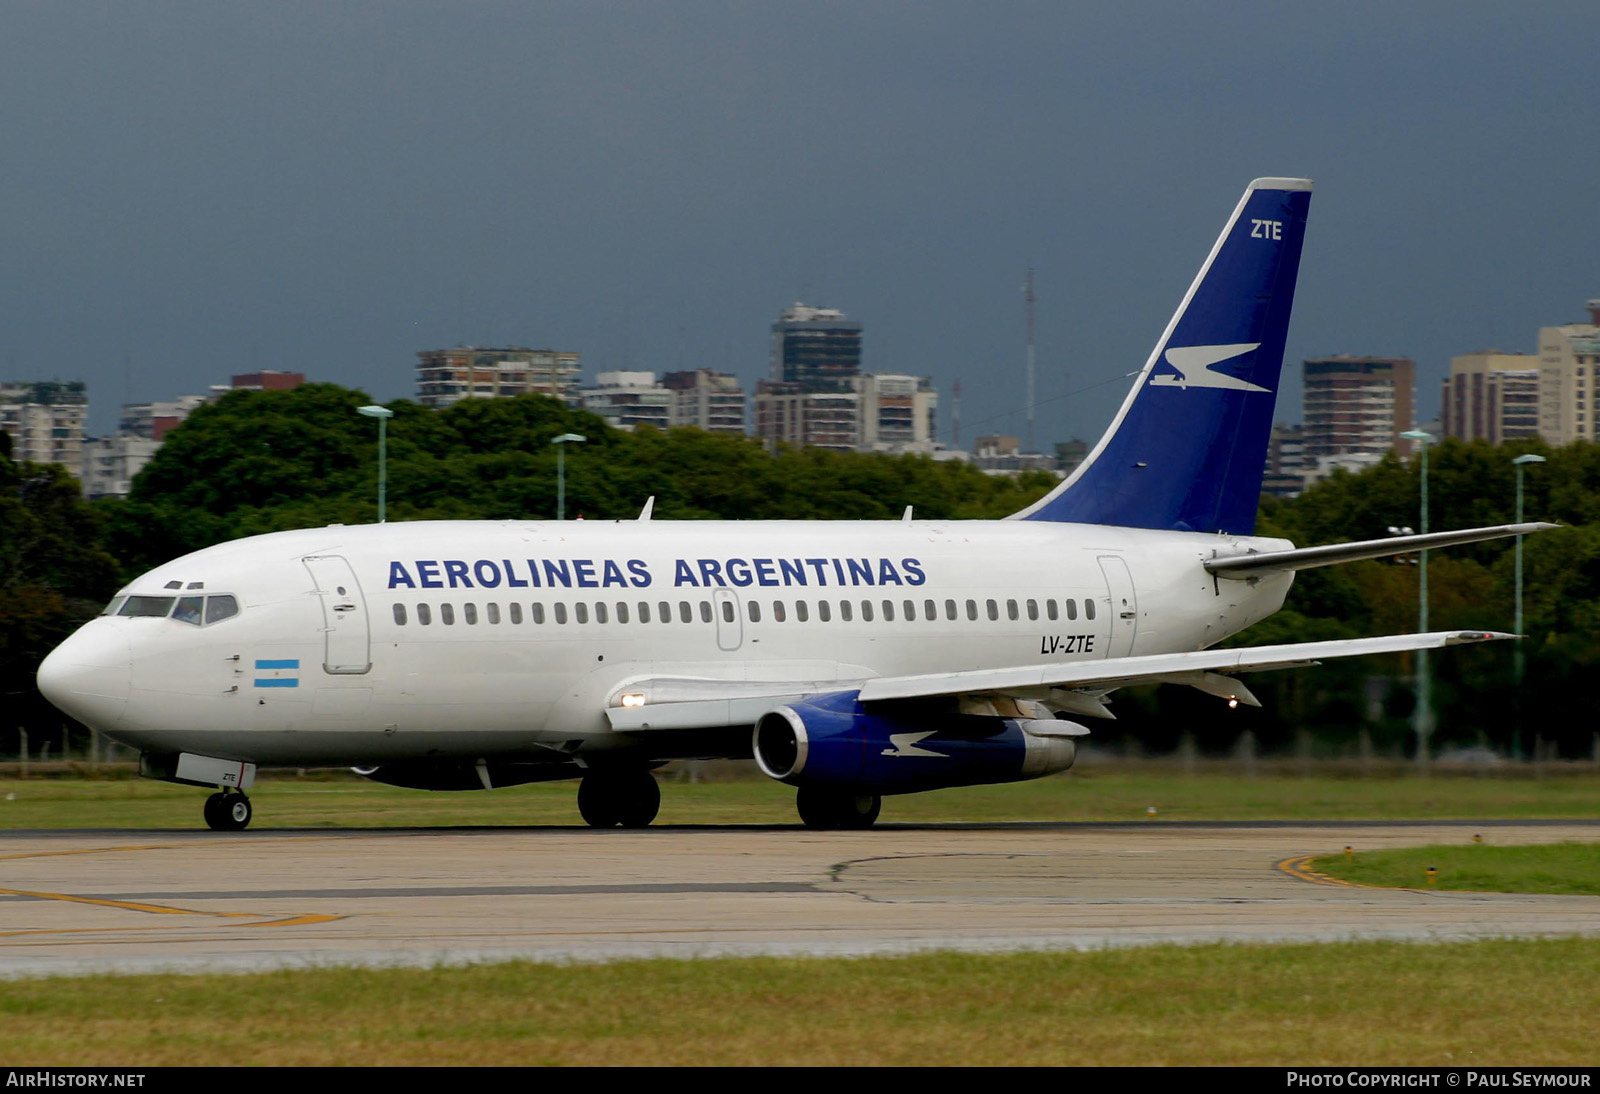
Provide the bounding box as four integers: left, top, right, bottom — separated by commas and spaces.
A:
172, 596, 204, 625
102, 596, 127, 616
119, 596, 176, 617
205, 595, 239, 624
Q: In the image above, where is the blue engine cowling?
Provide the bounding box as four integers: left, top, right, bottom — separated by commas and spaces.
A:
752, 690, 1079, 795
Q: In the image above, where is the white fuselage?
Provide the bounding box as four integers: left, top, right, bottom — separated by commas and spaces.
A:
40, 519, 1294, 765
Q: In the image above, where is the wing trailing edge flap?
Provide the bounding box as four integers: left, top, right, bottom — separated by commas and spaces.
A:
1206, 523, 1558, 578
604, 631, 1510, 732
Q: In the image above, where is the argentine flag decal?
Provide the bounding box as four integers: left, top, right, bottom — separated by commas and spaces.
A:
254, 659, 300, 688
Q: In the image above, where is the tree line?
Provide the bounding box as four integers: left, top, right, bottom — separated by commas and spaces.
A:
3, 382, 1596, 759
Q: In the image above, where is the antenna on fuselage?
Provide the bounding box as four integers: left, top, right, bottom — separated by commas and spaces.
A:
638, 496, 655, 521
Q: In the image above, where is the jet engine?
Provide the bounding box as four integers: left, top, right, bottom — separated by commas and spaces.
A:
752, 690, 1079, 795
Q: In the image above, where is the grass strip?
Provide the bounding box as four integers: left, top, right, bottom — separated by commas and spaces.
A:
2, 939, 1599, 1066
4, 770, 1600, 829
1313, 841, 1600, 895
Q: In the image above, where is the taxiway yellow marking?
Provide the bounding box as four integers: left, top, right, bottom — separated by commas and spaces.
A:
1277, 855, 1366, 888
0, 886, 258, 917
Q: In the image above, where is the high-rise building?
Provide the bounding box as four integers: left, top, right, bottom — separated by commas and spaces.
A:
753, 381, 860, 451
0, 380, 88, 468
121, 394, 211, 441
856, 373, 938, 451
1302, 356, 1416, 463
770, 304, 862, 390
1262, 422, 1307, 497
575, 371, 672, 431
1440, 352, 1540, 444
80, 434, 161, 499
1536, 301, 1600, 446
231, 370, 305, 391
416, 346, 581, 408
663, 369, 747, 434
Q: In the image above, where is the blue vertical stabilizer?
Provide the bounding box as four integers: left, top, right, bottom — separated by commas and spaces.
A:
1013, 178, 1312, 534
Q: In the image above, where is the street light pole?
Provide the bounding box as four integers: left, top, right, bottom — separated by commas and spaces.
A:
1400, 429, 1435, 772
551, 433, 587, 520
356, 405, 394, 523
1511, 453, 1546, 763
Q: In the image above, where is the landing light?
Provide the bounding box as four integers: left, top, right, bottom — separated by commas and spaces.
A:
1227, 697, 1239, 709
620, 693, 647, 708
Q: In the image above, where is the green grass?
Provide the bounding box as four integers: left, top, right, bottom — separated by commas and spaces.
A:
3, 767, 1600, 829
1314, 841, 1600, 895
3, 940, 1599, 1065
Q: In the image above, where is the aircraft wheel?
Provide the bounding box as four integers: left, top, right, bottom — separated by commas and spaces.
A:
203, 792, 227, 831
577, 774, 624, 827
617, 771, 660, 829
796, 786, 881, 830
208, 793, 252, 832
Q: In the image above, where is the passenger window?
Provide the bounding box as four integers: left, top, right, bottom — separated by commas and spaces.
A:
533, 603, 546, 624
393, 603, 407, 626
205, 595, 239, 624
861, 600, 874, 622
796, 600, 809, 622
638, 602, 651, 623
575, 603, 589, 624
966, 599, 977, 621
924, 599, 936, 621
945, 599, 956, 620
417, 603, 432, 625
1085, 599, 1097, 620
678, 601, 692, 623
1006, 600, 1018, 621
1046, 599, 1058, 621
103, 596, 127, 616
1027, 599, 1039, 621
749, 601, 762, 622
840, 600, 853, 621
818, 600, 832, 622
905, 600, 917, 621
554, 603, 568, 624
773, 601, 787, 623
986, 600, 999, 621
510, 603, 523, 624
661, 601, 673, 623
487, 603, 501, 624
1065, 599, 1077, 620
119, 596, 175, 617
881, 600, 894, 621
595, 602, 608, 624
464, 603, 478, 625
617, 603, 629, 624
441, 603, 456, 625
699, 601, 713, 623
721, 600, 734, 622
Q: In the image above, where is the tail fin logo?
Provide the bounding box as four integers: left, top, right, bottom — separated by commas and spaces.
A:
1149, 344, 1270, 393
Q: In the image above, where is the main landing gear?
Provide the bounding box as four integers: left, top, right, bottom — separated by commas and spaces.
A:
577, 769, 661, 828
203, 790, 253, 832
796, 786, 881, 830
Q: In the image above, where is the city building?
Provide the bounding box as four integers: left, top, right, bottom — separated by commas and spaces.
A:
770, 304, 862, 389
662, 369, 747, 434
0, 380, 88, 468
753, 381, 860, 451
120, 394, 212, 441
1536, 300, 1600, 446
80, 434, 161, 499
857, 373, 938, 451
969, 434, 1060, 475
1301, 356, 1416, 462
416, 346, 581, 409
575, 371, 672, 431
1262, 422, 1307, 497
230, 370, 305, 391
1440, 351, 1539, 444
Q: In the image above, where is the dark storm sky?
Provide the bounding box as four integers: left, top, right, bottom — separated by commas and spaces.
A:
3, 1, 1595, 444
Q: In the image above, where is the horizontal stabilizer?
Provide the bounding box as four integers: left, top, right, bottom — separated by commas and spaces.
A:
1206, 523, 1559, 578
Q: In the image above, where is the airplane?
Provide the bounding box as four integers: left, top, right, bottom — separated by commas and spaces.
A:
36, 177, 1554, 832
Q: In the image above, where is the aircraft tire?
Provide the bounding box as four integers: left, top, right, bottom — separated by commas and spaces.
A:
577, 774, 624, 827
209, 793, 252, 832
617, 771, 660, 829
796, 786, 881, 830
203, 792, 227, 831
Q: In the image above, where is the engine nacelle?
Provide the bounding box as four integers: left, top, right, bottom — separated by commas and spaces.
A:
752, 690, 1078, 795
352, 759, 581, 791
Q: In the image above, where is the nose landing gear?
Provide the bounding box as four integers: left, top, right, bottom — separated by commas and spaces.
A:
203, 791, 253, 831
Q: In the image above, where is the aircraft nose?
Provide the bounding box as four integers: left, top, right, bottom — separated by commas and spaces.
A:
36, 625, 132, 730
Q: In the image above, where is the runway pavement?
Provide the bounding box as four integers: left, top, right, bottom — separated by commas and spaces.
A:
2, 821, 1598, 978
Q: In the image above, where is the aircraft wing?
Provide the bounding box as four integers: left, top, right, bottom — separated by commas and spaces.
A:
604, 630, 1510, 731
